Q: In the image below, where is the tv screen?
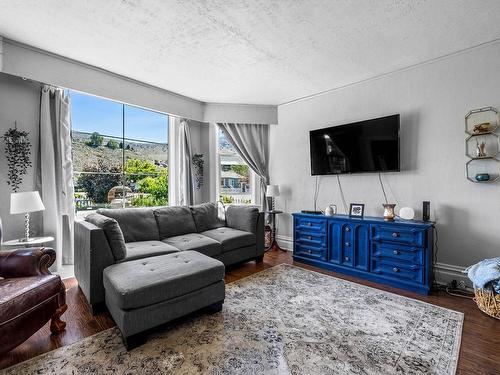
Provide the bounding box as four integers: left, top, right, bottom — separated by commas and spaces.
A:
310, 114, 400, 175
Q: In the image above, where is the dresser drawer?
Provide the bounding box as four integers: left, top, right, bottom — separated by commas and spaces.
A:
371, 225, 425, 247
371, 259, 423, 284
295, 217, 327, 233
294, 243, 327, 261
295, 231, 327, 249
372, 242, 424, 265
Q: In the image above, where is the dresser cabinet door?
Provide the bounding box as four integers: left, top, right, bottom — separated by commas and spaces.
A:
328, 221, 369, 270
341, 223, 354, 267
352, 224, 369, 271
328, 221, 342, 264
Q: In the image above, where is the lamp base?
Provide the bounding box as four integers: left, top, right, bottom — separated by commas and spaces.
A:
22, 212, 31, 243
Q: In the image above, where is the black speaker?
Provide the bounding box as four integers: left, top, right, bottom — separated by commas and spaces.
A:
422, 201, 430, 222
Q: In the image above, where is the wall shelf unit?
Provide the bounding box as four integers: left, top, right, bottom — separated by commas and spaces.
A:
465, 107, 500, 183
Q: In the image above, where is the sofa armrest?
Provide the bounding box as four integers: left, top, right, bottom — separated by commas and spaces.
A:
0, 247, 56, 278
74, 220, 115, 308
225, 205, 260, 234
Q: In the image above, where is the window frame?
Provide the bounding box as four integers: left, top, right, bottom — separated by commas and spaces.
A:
214, 125, 257, 205
69, 90, 170, 214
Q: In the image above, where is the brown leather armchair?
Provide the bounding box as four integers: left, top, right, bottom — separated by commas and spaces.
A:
0, 247, 67, 355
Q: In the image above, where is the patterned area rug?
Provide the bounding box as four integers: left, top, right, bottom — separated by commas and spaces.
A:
2, 264, 463, 375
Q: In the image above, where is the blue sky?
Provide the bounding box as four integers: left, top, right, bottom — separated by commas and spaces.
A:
70, 91, 168, 143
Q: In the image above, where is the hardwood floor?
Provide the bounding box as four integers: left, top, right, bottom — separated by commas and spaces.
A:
1, 251, 498, 374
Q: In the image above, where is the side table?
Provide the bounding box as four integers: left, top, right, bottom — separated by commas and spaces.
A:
265, 210, 285, 252
2, 236, 55, 250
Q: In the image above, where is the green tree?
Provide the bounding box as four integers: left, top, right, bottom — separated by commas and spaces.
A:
231, 164, 249, 183
136, 170, 168, 203
106, 139, 119, 150
124, 159, 159, 182
230, 164, 249, 176
131, 195, 163, 207
86, 132, 103, 148
75, 160, 121, 204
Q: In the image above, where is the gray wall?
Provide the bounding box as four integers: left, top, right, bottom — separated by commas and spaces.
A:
270, 41, 500, 271
188, 120, 211, 204
0, 73, 41, 241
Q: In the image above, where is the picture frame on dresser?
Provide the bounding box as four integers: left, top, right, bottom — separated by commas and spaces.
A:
349, 203, 365, 218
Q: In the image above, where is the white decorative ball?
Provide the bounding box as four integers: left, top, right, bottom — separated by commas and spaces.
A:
399, 207, 415, 220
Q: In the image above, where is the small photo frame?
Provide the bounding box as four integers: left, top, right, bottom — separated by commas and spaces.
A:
349, 203, 365, 218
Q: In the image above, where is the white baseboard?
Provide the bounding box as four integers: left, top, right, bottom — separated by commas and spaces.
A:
274, 235, 470, 287
276, 234, 293, 251
434, 262, 471, 288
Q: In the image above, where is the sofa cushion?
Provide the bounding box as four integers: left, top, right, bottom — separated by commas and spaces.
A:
202, 227, 256, 253
225, 205, 260, 234
153, 206, 197, 239
97, 208, 159, 243
85, 213, 127, 261
123, 241, 179, 262
162, 233, 221, 257
190, 202, 224, 232
103, 251, 225, 310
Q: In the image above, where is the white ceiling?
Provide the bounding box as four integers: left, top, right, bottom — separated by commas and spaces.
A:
1, 0, 500, 105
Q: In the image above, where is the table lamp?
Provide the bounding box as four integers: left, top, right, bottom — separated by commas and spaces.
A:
10, 191, 45, 242
266, 185, 280, 211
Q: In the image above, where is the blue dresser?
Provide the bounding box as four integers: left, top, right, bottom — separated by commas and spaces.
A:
293, 213, 434, 294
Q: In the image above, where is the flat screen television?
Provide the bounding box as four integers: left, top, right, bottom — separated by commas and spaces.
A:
310, 114, 400, 175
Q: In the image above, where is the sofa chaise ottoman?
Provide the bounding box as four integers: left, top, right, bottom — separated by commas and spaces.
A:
103, 250, 225, 349
75, 202, 264, 313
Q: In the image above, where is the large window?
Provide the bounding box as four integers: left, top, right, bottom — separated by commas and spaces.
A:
70, 91, 169, 213
217, 127, 254, 205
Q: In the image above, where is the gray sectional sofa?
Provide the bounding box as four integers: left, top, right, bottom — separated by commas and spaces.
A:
74, 202, 264, 313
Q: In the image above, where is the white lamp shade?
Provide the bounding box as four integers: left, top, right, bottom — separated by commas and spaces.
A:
10, 191, 45, 214
266, 185, 280, 197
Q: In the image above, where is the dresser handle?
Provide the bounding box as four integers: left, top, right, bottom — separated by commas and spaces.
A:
307, 249, 312, 254
307, 236, 312, 240
393, 267, 400, 272
307, 223, 312, 226
345, 242, 350, 247
393, 250, 400, 255
345, 256, 350, 261
345, 227, 350, 232
392, 232, 399, 238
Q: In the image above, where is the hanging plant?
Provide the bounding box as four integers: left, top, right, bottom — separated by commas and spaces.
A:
3, 124, 32, 192
192, 154, 204, 190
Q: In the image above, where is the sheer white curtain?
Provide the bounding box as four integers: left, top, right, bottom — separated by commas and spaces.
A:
178, 119, 194, 206
36, 85, 75, 269
217, 123, 270, 210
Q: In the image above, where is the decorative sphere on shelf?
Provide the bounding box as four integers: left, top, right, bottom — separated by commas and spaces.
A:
399, 207, 415, 220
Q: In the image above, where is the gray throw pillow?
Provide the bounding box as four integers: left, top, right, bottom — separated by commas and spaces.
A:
190, 202, 225, 232
86, 213, 127, 261
97, 207, 159, 242
153, 206, 197, 239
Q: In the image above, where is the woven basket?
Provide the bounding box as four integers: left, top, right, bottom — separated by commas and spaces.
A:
474, 288, 500, 320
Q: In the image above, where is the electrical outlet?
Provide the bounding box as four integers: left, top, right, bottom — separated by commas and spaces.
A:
457, 280, 466, 290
